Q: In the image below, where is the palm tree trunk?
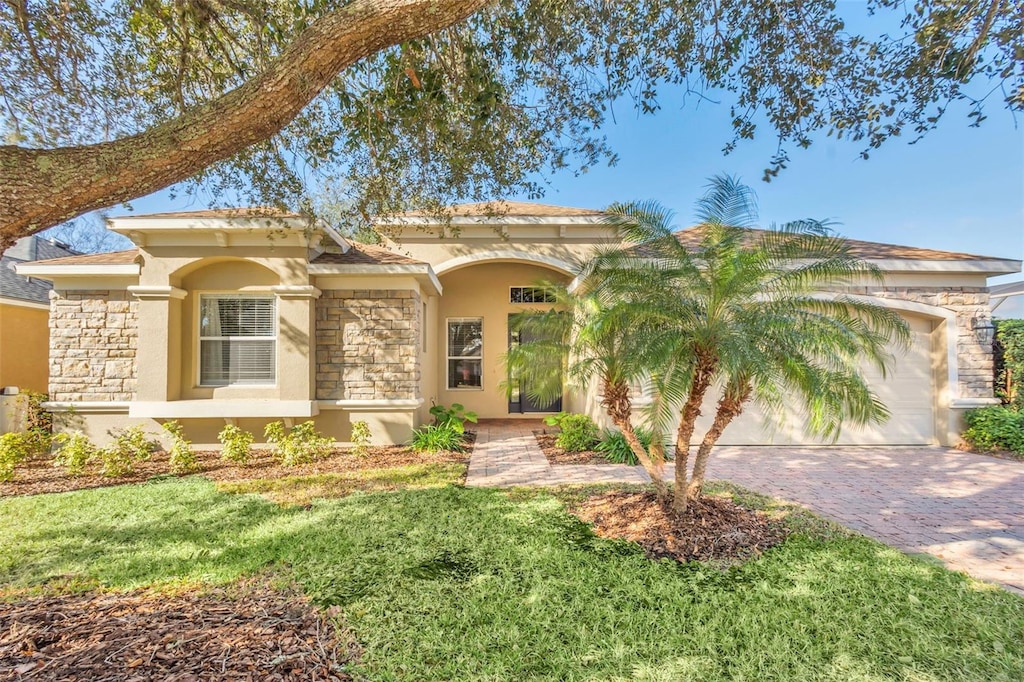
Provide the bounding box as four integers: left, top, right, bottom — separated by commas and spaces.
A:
686, 384, 751, 501
601, 377, 667, 498
671, 357, 716, 515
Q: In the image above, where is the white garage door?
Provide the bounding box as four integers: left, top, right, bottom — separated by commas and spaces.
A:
705, 314, 936, 445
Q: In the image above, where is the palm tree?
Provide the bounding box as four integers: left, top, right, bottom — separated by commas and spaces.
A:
596, 175, 911, 513
502, 284, 670, 495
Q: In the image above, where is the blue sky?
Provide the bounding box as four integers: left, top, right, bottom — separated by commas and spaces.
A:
117, 2, 1024, 305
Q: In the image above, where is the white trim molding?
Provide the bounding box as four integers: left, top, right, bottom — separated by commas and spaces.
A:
129, 400, 319, 419
128, 285, 187, 300
15, 263, 140, 277
307, 262, 442, 297
950, 397, 1002, 408
0, 297, 50, 311
271, 285, 322, 299
44, 401, 130, 413
433, 250, 578, 276
318, 398, 424, 412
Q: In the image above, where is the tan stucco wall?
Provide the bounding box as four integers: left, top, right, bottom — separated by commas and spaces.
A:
433, 261, 570, 418
0, 303, 49, 393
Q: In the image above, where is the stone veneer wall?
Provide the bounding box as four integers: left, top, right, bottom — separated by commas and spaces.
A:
316, 290, 421, 400
49, 290, 138, 401
857, 286, 993, 399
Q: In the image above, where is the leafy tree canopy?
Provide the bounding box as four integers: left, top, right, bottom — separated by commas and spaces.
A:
1, 0, 1020, 244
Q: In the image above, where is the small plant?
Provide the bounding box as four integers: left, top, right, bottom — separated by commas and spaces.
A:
594, 428, 656, 465
264, 420, 335, 466
162, 421, 198, 473
351, 420, 372, 456
96, 425, 157, 477
218, 424, 254, 464
52, 432, 98, 476
0, 433, 32, 482
429, 402, 478, 434
410, 424, 465, 453
20, 390, 53, 454
542, 412, 571, 428
962, 406, 1024, 454
554, 413, 599, 453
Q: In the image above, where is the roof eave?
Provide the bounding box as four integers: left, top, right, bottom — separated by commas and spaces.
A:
13, 263, 141, 278
308, 262, 442, 296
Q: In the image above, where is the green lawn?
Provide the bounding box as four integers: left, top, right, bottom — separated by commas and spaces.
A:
2, 478, 1023, 680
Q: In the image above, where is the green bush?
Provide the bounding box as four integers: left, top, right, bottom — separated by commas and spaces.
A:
162, 421, 198, 473
542, 412, 570, 428
52, 432, 98, 476
264, 421, 335, 466
410, 424, 465, 453
594, 428, 655, 465
0, 433, 33, 482
429, 402, 478, 434
995, 320, 1024, 409
218, 424, 254, 464
351, 420, 372, 456
962, 406, 1024, 454
96, 425, 157, 477
554, 414, 599, 453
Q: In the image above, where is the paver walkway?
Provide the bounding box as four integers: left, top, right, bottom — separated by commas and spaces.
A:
693, 446, 1024, 594
466, 419, 647, 487
467, 422, 1024, 593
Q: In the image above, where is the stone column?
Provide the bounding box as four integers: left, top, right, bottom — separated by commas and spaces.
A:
128, 285, 186, 402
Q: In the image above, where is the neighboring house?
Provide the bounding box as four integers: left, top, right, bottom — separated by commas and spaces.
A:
15, 204, 1022, 446
1, 236, 79, 393
990, 279, 1024, 318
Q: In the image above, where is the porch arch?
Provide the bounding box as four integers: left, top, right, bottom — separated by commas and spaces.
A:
434, 250, 578, 277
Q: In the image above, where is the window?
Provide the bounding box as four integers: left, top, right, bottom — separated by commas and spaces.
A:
199, 294, 276, 386
447, 318, 482, 389
510, 286, 557, 303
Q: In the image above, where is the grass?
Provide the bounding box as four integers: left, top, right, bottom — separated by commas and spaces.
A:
1, 478, 1023, 680
215, 462, 467, 506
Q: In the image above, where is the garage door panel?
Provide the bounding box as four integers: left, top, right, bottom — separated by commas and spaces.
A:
693, 314, 936, 446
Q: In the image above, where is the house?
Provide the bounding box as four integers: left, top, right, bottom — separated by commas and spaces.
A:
14, 203, 1022, 447
1, 236, 79, 394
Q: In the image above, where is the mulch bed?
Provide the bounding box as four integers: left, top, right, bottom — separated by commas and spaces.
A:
533, 431, 607, 465
570, 490, 789, 563
0, 579, 356, 681
0, 439, 472, 498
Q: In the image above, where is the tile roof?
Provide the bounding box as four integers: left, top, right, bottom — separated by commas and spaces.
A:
25, 249, 141, 266
1, 236, 80, 304
663, 225, 1010, 262
396, 200, 603, 218
311, 242, 425, 266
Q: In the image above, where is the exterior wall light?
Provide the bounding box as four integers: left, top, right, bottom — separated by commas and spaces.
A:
971, 316, 997, 346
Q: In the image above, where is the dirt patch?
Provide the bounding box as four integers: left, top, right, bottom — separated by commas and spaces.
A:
571, 490, 789, 563
0, 440, 471, 498
0, 579, 355, 681
534, 432, 606, 465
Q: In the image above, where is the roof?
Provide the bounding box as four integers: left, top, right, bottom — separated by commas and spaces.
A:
396, 201, 603, 218
25, 249, 141, 267
666, 225, 1011, 262
111, 207, 304, 220
312, 242, 425, 266
1, 236, 80, 304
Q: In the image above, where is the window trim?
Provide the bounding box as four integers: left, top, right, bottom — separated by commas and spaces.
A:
196, 292, 278, 388
446, 316, 483, 391
509, 285, 557, 304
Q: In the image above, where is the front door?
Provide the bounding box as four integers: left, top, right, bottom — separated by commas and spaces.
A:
507, 314, 563, 413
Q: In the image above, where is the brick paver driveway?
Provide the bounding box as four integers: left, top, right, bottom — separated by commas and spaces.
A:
698, 446, 1024, 593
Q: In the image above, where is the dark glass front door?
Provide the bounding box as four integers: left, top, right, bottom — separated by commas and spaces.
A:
507, 315, 563, 413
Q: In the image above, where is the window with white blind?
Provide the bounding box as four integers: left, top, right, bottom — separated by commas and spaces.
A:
199, 294, 276, 386
447, 318, 482, 389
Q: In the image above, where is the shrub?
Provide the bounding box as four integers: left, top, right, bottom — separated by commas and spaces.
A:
20, 390, 52, 454
52, 432, 98, 476
411, 424, 465, 453
594, 428, 656, 465
542, 412, 571, 428
962, 406, 1024, 454
264, 421, 335, 466
429, 402, 478, 434
995, 320, 1024, 409
218, 424, 254, 464
0, 433, 32, 482
351, 420, 372, 457
96, 425, 157, 477
162, 421, 198, 473
554, 414, 599, 452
